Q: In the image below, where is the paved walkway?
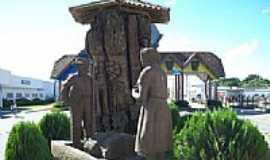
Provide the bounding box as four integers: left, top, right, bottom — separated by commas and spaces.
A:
236, 108, 270, 144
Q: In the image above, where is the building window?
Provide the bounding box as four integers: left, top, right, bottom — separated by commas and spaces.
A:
21, 80, 31, 85
7, 93, 13, 99
25, 93, 30, 98
39, 93, 44, 98
32, 93, 38, 98
16, 93, 22, 98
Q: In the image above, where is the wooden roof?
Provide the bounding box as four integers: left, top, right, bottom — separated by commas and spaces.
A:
160, 52, 225, 78
50, 55, 76, 79
69, 0, 170, 24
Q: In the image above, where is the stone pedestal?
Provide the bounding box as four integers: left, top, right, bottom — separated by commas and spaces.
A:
84, 132, 137, 160
52, 133, 144, 160
51, 141, 102, 160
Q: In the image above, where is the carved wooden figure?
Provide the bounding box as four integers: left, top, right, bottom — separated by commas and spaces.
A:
70, 0, 170, 133
61, 57, 96, 149
133, 48, 172, 160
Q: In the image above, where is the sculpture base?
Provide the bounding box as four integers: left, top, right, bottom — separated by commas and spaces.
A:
51, 140, 101, 160
52, 132, 144, 160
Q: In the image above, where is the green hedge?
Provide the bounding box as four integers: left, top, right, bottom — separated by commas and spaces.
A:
175, 100, 190, 109
172, 109, 269, 160
168, 102, 191, 132
206, 100, 223, 110
3, 98, 55, 108
5, 121, 52, 160
168, 102, 192, 159
39, 112, 70, 147
168, 102, 180, 129
52, 101, 67, 109
3, 99, 13, 108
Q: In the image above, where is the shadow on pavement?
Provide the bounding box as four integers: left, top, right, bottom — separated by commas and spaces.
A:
0, 115, 12, 119
234, 108, 269, 116
0, 107, 30, 119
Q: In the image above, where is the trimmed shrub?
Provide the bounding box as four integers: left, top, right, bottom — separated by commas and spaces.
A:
168, 102, 192, 159
168, 102, 181, 129
53, 101, 65, 109
39, 111, 70, 147
4, 98, 53, 108
174, 114, 191, 134
3, 99, 12, 108
5, 121, 52, 160
32, 98, 46, 105
173, 109, 269, 160
52, 101, 68, 111
207, 100, 223, 110
168, 102, 191, 132
175, 100, 190, 109
16, 98, 33, 106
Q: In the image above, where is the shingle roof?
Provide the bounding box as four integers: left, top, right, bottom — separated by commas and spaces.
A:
51, 51, 225, 80
50, 55, 76, 79
160, 52, 225, 78
69, 0, 170, 24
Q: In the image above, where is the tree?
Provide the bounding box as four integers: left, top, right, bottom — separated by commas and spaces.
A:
242, 74, 262, 82
217, 78, 241, 87
241, 74, 270, 88
218, 74, 270, 88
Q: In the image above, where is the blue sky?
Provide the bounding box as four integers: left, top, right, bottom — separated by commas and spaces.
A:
0, 0, 269, 81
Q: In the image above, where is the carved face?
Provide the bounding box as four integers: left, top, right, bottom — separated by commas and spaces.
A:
140, 48, 160, 67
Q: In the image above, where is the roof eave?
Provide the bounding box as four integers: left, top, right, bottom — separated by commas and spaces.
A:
69, 2, 170, 24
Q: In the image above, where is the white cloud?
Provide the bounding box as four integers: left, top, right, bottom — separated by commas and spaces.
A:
222, 39, 260, 79
164, 0, 177, 7
224, 39, 259, 60
147, 0, 177, 7
261, 7, 270, 14
158, 36, 203, 52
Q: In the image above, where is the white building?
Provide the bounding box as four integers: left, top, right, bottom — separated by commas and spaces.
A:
167, 75, 212, 102
0, 68, 55, 104
243, 88, 270, 98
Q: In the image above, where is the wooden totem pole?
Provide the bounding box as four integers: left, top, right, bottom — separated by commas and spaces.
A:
69, 0, 170, 133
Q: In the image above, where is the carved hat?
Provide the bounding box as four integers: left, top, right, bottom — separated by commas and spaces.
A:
140, 47, 161, 64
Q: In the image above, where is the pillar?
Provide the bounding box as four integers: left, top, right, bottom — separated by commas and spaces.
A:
208, 80, 212, 100
186, 74, 188, 101
213, 82, 218, 100
204, 80, 208, 101
204, 79, 211, 101
180, 73, 184, 100
176, 74, 180, 101
175, 75, 178, 101
58, 80, 62, 101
